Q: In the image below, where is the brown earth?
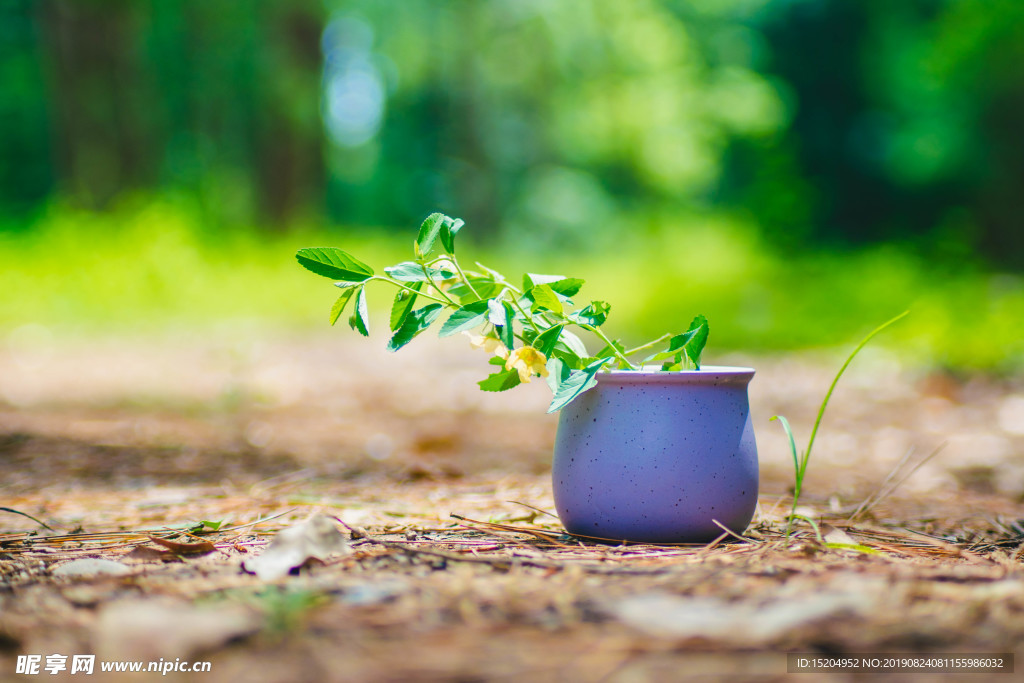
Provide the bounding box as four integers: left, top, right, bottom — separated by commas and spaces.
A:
2, 330, 1024, 682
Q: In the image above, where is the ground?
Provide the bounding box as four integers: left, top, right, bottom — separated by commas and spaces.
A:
1, 330, 1023, 682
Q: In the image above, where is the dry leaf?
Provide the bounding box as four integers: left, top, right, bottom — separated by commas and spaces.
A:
821, 523, 857, 546
147, 535, 217, 556
242, 514, 348, 580
95, 600, 258, 661
52, 558, 131, 578
123, 546, 180, 562
606, 591, 868, 643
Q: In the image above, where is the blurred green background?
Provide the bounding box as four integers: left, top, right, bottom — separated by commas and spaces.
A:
2, 0, 1023, 369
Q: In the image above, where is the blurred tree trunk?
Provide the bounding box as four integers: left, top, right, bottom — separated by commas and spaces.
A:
32, 0, 326, 227
254, 1, 326, 227
36, 0, 157, 207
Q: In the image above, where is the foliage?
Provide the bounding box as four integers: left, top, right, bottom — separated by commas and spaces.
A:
5, 1, 1024, 271
1, 202, 1022, 372
772, 311, 909, 538
296, 213, 708, 412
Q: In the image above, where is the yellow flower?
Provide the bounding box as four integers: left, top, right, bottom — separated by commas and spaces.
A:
464, 332, 509, 359
505, 346, 549, 383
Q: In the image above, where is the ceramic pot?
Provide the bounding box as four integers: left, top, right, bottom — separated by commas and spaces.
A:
552, 366, 757, 543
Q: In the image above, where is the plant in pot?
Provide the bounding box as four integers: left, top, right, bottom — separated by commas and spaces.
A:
296, 213, 757, 543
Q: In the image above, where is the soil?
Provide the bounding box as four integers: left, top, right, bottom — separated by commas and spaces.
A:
2, 330, 1024, 682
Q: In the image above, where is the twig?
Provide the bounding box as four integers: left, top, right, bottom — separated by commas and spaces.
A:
450, 514, 572, 547
505, 501, 560, 520
849, 443, 948, 521
849, 446, 917, 520
0, 507, 55, 531
711, 519, 762, 545
696, 531, 729, 556
354, 536, 684, 576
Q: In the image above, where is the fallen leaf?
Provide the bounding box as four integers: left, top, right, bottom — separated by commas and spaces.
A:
123, 546, 180, 562
242, 514, 348, 580
148, 535, 217, 556
95, 600, 258, 661
821, 523, 857, 546
52, 558, 131, 578
605, 590, 870, 643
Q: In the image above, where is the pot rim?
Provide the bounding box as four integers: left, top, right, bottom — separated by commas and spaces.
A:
594, 365, 755, 385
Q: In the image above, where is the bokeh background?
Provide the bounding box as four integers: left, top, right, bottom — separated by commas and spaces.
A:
2, 0, 1024, 369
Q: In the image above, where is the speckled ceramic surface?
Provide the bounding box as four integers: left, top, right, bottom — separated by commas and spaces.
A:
552, 366, 758, 543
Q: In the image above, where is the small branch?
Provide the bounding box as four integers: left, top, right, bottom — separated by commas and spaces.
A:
506, 294, 543, 337
848, 442, 948, 522
0, 507, 54, 531
579, 324, 638, 370
449, 256, 483, 301
368, 276, 449, 305
711, 519, 762, 545
352, 536, 683, 575
505, 501, 560, 521
418, 262, 459, 306
623, 334, 671, 358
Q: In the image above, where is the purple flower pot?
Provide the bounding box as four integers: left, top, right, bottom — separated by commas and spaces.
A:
552, 366, 758, 543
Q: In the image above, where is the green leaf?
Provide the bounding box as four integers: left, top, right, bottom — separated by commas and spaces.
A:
525, 284, 564, 315
449, 277, 504, 303
680, 314, 709, 369
200, 519, 230, 532
661, 355, 684, 372
416, 213, 447, 257
551, 328, 589, 367
551, 349, 584, 370
296, 247, 374, 282
487, 299, 515, 349
643, 315, 710, 369
478, 368, 522, 392
497, 315, 516, 350
644, 347, 681, 363
570, 301, 610, 327
439, 217, 465, 253
548, 278, 584, 297
389, 282, 422, 331
348, 287, 370, 336
329, 287, 358, 326
523, 273, 565, 290
387, 304, 444, 352
522, 274, 585, 298
533, 324, 564, 356
439, 300, 491, 337
544, 357, 570, 393
385, 261, 456, 282
486, 298, 506, 326
546, 357, 614, 413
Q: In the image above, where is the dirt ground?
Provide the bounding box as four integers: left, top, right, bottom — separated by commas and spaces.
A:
2, 329, 1024, 682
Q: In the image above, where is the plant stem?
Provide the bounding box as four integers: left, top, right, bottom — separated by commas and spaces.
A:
506, 292, 543, 336
369, 277, 450, 305
784, 310, 909, 537
419, 261, 459, 307
803, 311, 908, 472
475, 261, 521, 294
449, 256, 482, 300
623, 333, 672, 358
579, 323, 638, 370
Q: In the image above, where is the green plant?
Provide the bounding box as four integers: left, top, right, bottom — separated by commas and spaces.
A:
296, 213, 709, 412
771, 311, 909, 538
